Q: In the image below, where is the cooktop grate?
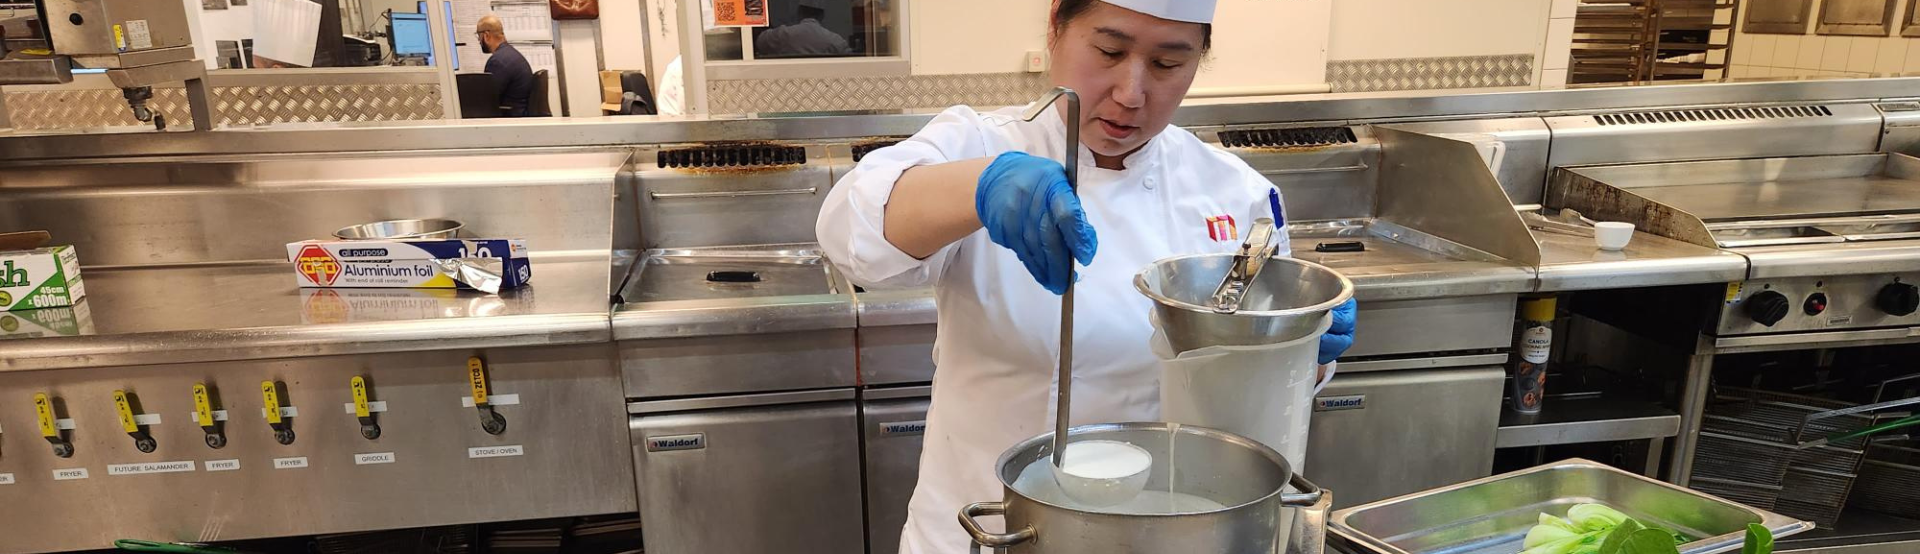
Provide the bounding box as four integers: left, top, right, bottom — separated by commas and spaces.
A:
658, 144, 808, 168
1218, 127, 1358, 148
1594, 105, 1834, 126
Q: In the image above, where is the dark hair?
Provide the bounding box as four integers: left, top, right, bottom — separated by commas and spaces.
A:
1050, 0, 1212, 51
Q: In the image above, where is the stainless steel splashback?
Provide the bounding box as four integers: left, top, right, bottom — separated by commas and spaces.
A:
1195, 125, 1379, 221
0, 150, 630, 266
632, 143, 840, 249
1375, 128, 1543, 266
1545, 102, 1884, 168
1384, 118, 1553, 206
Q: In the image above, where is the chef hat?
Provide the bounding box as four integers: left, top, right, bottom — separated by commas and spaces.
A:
1102, 0, 1217, 24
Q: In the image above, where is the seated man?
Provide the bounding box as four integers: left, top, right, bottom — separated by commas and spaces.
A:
478, 15, 535, 116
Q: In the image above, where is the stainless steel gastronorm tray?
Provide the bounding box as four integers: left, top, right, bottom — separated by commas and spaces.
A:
1329, 459, 1812, 554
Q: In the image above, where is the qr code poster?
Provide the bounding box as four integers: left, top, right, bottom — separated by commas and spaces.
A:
712, 0, 768, 27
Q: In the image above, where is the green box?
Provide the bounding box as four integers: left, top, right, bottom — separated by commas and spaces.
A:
0, 301, 95, 338
0, 245, 86, 311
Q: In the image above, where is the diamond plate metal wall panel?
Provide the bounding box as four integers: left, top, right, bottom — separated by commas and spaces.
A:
1326, 54, 1536, 93
709, 72, 1053, 113
6, 83, 442, 130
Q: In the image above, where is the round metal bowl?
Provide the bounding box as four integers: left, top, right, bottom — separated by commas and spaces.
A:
332, 219, 464, 240
1135, 254, 1354, 353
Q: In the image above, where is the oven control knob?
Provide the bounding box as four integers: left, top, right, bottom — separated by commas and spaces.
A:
1804, 292, 1828, 316
1745, 291, 1790, 327
1878, 283, 1920, 316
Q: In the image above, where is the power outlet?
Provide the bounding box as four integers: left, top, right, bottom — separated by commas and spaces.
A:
1025, 50, 1047, 73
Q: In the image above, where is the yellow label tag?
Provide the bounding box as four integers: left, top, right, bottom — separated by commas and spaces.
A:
467, 357, 489, 406
1725, 282, 1744, 304
261, 381, 282, 424
113, 390, 139, 434
33, 393, 57, 437
192, 384, 214, 428
350, 376, 371, 418
112, 25, 125, 50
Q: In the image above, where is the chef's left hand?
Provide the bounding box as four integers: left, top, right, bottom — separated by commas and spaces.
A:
1318, 298, 1357, 365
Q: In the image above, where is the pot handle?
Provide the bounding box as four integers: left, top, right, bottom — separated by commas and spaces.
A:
959, 502, 1036, 548
1280, 473, 1325, 507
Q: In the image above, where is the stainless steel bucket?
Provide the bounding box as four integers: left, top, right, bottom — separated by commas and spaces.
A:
1134, 254, 1354, 353
959, 422, 1323, 553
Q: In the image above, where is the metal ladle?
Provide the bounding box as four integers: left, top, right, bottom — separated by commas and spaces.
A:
1018, 87, 1080, 469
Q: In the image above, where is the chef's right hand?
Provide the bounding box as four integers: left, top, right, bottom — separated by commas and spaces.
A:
976, 151, 1098, 295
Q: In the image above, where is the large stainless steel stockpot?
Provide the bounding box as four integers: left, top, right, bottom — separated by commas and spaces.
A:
959, 422, 1323, 553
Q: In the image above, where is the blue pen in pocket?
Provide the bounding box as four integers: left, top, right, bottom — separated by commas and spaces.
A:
1267, 188, 1285, 226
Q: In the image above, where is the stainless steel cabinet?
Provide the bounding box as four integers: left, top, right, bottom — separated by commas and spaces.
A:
1305, 367, 1506, 508
862, 387, 931, 554
630, 390, 865, 554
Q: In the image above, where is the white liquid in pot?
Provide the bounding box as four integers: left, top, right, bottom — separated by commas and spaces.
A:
1057, 441, 1151, 479
1010, 443, 1228, 514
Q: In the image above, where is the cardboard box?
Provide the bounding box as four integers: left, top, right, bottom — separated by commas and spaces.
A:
286, 239, 531, 289
0, 245, 86, 311
0, 301, 96, 338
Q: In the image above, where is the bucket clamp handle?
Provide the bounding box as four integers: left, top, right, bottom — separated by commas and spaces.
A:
1210, 217, 1279, 314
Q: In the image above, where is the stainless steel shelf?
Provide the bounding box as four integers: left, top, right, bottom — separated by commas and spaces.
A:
1496, 398, 1682, 448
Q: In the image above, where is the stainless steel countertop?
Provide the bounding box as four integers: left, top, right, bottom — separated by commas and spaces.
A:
1292, 236, 1535, 301
1535, 229, 1749, 291
0, 255, 614, 372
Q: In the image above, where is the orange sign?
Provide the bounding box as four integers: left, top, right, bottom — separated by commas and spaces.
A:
296, 244, 341, 286
712, 0, 767, 27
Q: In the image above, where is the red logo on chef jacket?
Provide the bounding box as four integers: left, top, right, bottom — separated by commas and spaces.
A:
296, 244, 342, 285
1206, 215, 1238, 242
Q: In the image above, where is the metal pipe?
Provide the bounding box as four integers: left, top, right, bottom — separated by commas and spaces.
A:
1019, 86, 1080, 468
1670, 343, 1715, 485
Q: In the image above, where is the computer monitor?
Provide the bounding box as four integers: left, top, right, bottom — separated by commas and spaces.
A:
418, 0, 457, 69
389, 12, 432, 58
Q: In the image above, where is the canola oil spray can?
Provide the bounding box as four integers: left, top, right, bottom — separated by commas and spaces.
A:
1507, 294, 1556, 414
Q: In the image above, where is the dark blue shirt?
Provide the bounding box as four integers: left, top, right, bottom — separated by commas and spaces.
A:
485, 43, 535, 116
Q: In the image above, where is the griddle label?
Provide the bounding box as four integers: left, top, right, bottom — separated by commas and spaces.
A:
0, 473, 14, 485
355, 452, 396, 465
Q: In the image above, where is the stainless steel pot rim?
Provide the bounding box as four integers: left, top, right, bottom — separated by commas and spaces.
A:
996, 421, 1296, 517
332, 218, 466, 239
1132, 254, 1355, 317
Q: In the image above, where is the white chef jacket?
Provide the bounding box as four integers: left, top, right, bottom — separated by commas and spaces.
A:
815, 103, 1292, 554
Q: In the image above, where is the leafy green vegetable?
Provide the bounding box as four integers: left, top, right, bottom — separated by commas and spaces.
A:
1596, 518, 1646, 554
1520, 504, 1776, 554
1743, 523, 1774, 554
1569, 504, 1631, 532
1527, 513, 1586, 548
1618, 528, 1683, 554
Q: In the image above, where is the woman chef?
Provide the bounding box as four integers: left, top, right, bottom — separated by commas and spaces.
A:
816, 0, 1357, 552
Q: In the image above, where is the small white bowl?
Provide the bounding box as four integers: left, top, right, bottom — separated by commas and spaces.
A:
1594, 222, 1635, 251
1051, 440, 1152, 507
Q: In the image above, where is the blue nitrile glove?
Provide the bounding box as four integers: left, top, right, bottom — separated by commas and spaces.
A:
976, 151, 1099, 295
1318, 298, 1357, 364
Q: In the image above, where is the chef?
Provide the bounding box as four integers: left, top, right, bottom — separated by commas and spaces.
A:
814, 0, 1357, 552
